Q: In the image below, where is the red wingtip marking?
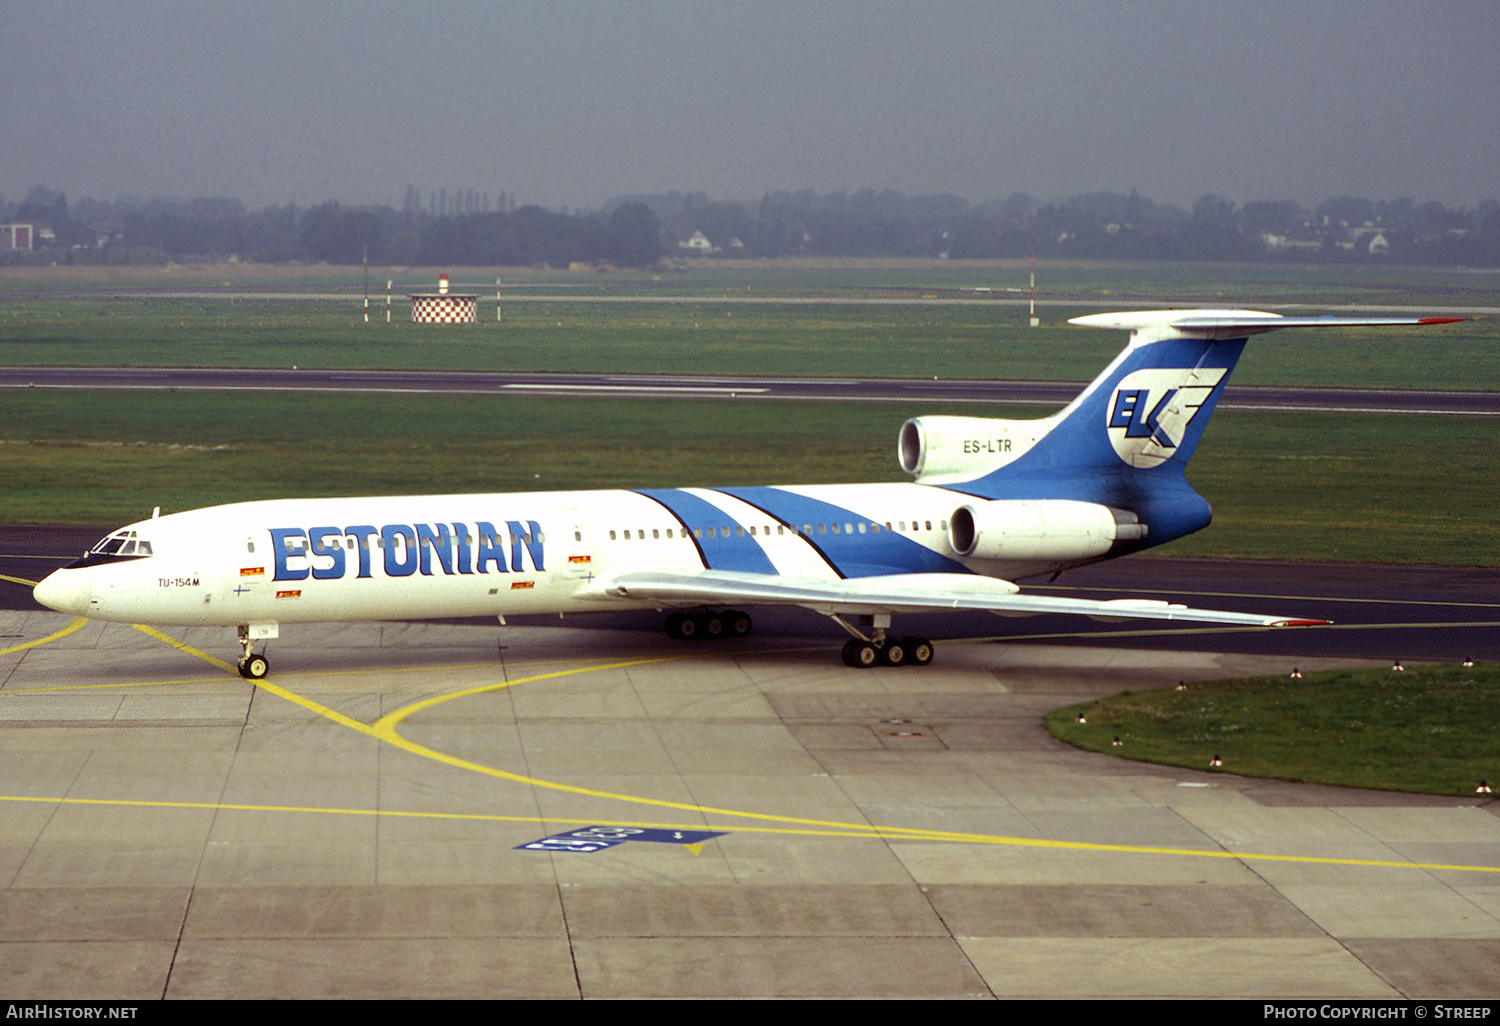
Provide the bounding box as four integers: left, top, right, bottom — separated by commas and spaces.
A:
1417, 318, 1467, 324
1274, 618, 1333, 627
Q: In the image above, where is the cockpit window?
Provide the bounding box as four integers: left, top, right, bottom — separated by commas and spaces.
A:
81, 530, 154, 562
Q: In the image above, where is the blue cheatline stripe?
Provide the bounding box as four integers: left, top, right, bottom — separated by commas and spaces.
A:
634, 489, 778, 574
718, 487, 968, 579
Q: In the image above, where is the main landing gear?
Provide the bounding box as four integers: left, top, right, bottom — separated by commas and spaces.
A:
839, 634, 934, 668
662, 608, 935, 668
664, 608, 753, 641
832, 614, 934, 669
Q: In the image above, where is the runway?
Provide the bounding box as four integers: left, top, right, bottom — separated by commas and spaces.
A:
4, 364, 1500, 415
2, 529, 1497, 998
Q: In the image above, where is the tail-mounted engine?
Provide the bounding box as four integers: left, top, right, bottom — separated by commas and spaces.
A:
899, 416, 1048, 484
948, 499, 1148, 562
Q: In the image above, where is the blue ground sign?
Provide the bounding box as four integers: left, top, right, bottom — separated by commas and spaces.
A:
516, 826, 727, 853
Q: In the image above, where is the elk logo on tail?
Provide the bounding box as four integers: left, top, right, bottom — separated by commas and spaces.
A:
1105, 366, 1227, 469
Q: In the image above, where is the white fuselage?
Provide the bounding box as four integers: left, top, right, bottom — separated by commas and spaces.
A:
46, 482, 1030, 628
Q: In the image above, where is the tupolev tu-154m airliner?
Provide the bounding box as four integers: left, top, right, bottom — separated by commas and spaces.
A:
33, 309, 1464, 679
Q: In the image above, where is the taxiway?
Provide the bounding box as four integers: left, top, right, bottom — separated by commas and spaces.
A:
1, 531, 1496, 999
4, 365, 1499, 416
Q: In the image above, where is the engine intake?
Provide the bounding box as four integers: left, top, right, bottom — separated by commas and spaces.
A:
899, 416, 1047, 482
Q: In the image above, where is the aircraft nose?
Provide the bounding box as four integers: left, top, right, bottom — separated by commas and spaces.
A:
33, 568, 92, 616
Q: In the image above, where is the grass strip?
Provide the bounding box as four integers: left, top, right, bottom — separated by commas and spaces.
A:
1, 281, 1494, 387
1045, 663, 1500, 797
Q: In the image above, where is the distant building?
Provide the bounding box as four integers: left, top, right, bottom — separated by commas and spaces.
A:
90, 218, 126, 248
0, 224, 34, 251
678, 230, 715, 253
1260, 232, 1321, 253
1337, 226, 1390, 254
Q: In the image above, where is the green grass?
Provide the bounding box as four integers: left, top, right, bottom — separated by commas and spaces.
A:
0, 392, 926, 524
1, 260, 1495, 386
0, 295, 1114, 378
1, 297, 1495, 386
3, 259, 1497, 303
1045, 663, 1500, 796
1170, 410, 1500, 564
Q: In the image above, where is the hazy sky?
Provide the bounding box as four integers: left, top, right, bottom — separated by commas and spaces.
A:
4, 0, 1497, 212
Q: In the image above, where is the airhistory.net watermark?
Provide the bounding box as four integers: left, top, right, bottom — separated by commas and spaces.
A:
5, 1008, 137, 1020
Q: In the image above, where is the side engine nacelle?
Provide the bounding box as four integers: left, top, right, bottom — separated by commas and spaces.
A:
948, 499, 1146, 562
899, 416, 1048, 483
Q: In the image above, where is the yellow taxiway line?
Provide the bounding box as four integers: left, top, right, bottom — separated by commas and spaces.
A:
0, 615, 1495, 874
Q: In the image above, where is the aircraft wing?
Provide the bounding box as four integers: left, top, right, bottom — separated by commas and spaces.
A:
585, 569, 1327, 627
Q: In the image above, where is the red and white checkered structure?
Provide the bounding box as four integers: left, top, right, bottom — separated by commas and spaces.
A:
410, 293, 478, 323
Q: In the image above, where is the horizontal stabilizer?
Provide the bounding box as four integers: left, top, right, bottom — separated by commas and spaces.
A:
586, 569, 1328, 628
1070, 309, 1467, 342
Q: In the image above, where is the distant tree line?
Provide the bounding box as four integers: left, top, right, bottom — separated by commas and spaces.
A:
3, 183, 1498, 267
0, 186, 664, 269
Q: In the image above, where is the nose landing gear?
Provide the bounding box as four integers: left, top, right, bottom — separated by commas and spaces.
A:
236, 624, 275, 680
238, 651, 269, 680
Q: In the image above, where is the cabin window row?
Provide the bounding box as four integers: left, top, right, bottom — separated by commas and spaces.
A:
606, 520, 946, 541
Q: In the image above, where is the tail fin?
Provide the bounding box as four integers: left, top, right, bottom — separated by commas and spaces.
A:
904, 308, 1465, 548
1030, 309, 1466, 476
1029, 312, 1248, 474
